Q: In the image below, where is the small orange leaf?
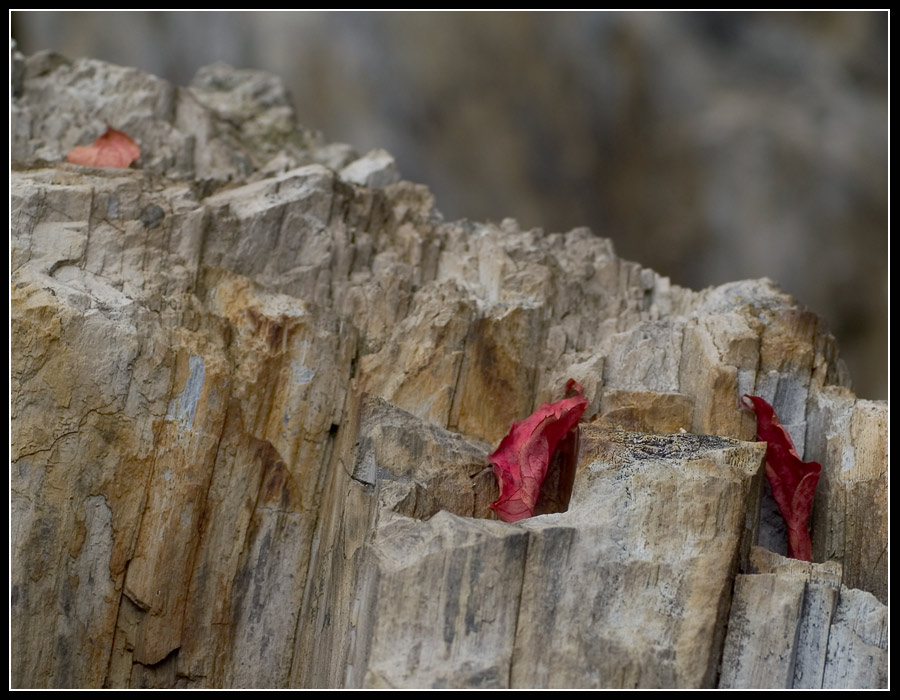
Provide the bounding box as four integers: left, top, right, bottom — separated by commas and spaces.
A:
66, 127, 140, 168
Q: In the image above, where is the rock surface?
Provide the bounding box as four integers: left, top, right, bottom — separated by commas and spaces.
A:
14, 12, 889, 400
10, 53, 888, 688
719, 547, 887, 689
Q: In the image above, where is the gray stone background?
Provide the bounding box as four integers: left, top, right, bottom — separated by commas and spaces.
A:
12, 11, 887, 399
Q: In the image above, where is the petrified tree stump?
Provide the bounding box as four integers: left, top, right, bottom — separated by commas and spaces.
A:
10, 52, 887, 689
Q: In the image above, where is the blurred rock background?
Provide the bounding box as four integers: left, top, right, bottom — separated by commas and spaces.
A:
11, 11, 887, 399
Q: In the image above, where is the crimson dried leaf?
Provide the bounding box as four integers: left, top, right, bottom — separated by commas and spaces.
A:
490, 379, 588, 523
66, 127, 140, 168
742, 394, 821, 561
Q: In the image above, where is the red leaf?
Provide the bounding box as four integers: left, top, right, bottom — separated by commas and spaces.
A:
66, 127, 140, 168
490, 379, 588, 522
741, 394, 821, 561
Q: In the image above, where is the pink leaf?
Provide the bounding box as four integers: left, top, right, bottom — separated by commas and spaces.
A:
66, 127, 140, 168
741, 394, 821, 561
490, 379, 588, 523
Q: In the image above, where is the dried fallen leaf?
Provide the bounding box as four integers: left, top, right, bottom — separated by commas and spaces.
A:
741, 394, 821, 561
66, 127, 140, 168
490, 379, 588, 523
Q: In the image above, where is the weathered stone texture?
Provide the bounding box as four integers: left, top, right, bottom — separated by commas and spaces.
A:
10, 53, 887, 688
719, 548, 887, 689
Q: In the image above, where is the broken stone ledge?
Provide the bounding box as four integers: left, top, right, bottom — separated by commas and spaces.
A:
10, 51, 887, 689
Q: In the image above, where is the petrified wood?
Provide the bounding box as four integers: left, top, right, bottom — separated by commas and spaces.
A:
10, 52, 887, 688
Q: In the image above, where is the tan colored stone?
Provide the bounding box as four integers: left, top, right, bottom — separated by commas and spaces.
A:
721, 547, 887, 689
597, 388, 694, 433
10, 55, 886, 689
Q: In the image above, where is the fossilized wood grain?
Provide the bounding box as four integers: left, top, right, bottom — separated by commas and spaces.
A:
10, 53, 887, 688
719, 548, 886, 689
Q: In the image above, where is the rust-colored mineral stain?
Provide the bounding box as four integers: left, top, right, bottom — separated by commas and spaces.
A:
244, 308, 263, 334
262, 462, 287, 503
266, 321, 285, 353
242, 308, 290, 354
254, 439, 288, 504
